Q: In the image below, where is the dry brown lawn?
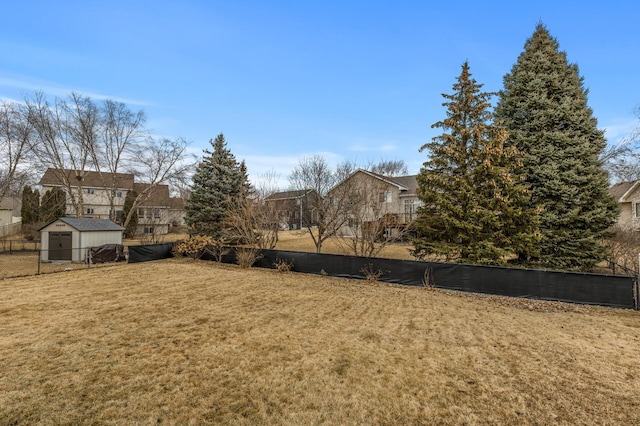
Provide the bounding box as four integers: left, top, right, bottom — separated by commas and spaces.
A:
275, 229, 416, 260
1, 259, 639, 424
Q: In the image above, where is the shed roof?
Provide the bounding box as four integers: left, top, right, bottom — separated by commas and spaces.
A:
266, 189, 314, 201
39, 217, 124, 232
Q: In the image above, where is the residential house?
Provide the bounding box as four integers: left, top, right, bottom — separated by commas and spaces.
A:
265, 189, 318, 230
609, 180, 640, 231
329, 169, 420, 237
0, 196, 22, 236
38, 168, 185, 235
39, 168, 134, 221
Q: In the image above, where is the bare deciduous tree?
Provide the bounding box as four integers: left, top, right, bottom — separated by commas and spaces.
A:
334, 170, 410, 257
121, 137, 191, 229
603, 105, 640, 183
288, 155, 355, 253
366, 159, 408, 177
0, 101, 32, 199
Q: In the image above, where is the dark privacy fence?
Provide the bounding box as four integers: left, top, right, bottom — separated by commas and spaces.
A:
128, 243, 175, 263
130, 243, 638, 309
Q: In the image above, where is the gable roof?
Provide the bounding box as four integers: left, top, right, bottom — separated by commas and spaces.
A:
332, 169, 419, 196
39, 217, 124, 232
265, 189, 314, 201
39, 168, 135, 190
609, 180, 640, 202
134, 183, 171, 207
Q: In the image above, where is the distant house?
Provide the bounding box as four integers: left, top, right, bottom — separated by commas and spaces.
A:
134, 183, 184, 235
0, 196, 22, 236
609, 180, 640, 230
38, 168, 185, 236
265, 189, 318, 230
39, 217, 124, 262
328, 169, 420, 238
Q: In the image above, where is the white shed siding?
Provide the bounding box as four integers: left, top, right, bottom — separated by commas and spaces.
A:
40, 219, 123, 262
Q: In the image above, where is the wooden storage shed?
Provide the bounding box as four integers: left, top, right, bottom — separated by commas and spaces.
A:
39, 217, 124, 262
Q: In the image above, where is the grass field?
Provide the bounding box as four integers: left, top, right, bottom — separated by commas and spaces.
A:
1, 259, 639, 424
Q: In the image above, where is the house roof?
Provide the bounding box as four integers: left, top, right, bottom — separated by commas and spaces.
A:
265, 189, 314, 201
39, 217, 124, 232
609, 180, 639, 202
39, 168, 135, 190
333, 169, 419, 196
167, 197, 186, 210
134, 183, 171, 207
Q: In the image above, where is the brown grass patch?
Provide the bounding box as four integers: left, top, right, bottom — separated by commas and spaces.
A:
1, 259, 639, 424
275, 229, 416, 259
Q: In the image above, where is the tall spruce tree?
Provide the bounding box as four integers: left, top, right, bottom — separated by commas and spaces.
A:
412, 62, 539, 265
495, 23, 618, 270
185, 133, 248, 238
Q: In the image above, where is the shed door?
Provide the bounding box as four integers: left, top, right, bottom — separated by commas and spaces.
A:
49, 232, 72, 260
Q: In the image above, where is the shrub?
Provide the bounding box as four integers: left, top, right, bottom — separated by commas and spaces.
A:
274, 258, 294, 273
360, 263, 385, 283
236, 247, 262, 268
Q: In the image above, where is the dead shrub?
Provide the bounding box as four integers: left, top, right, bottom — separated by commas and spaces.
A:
422, 266, 436, 288
174, 235, 210, 259
274, 258, 294, 273
360, 263, 385, 283
236, 247, 262, 268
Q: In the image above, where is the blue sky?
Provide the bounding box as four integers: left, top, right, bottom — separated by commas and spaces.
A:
1, 1, 638, 188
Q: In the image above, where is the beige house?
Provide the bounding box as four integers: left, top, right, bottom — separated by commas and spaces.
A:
39, 168, 185, 235
329, 169, 420, 237
609, 180, 640, 230
0, 196, 22, 237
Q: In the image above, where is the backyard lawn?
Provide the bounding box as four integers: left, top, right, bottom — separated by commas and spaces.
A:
1, 259, 638, 424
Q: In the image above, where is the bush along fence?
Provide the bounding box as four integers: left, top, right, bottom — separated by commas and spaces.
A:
131, 243, 639, 310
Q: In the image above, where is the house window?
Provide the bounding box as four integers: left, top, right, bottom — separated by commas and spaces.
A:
115, 210, 123, 222
137, 208, 145, 217
86, 188, 95, 194
636, 203, 640, 218
113, 190, 122, 198
143, 226, 154, 235
153, 208, 161, 219
379, 191, 392, 203
404, 200, 420, 223
86, 207, 94, 215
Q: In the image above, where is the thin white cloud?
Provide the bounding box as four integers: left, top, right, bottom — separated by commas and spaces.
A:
0, 75, 151, 107
602, 117, 639, 146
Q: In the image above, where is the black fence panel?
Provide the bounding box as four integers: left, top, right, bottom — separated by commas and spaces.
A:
128, 243, 175, 263
239, 249, 637, 309
90, 244, 126, 263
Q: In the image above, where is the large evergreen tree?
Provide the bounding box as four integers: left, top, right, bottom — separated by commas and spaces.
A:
495, 23, 618, 270
412, 62, 539, 265
185, 134, 248, 238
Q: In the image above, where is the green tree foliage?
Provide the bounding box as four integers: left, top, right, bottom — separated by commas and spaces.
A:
121, 189, 138, 238
494, 23, 618, 270
20, 186, 40, 225
412, 62, 539, 265
40, 187, 66, 223
185, 134, 249, 239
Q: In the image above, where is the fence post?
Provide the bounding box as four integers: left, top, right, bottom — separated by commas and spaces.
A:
37, 249, 41, 275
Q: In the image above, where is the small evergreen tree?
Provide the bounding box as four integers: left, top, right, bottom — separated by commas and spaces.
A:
412, 62, 539, 264
121, 189, 138, 238
495, 23, 618, 270
40, 188, 66, 223
21, 186, 40, 225
185, 134, 249, 238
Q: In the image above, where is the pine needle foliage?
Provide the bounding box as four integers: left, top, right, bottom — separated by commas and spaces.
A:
412, 62, 539, 265
185, 134, 249, 239
494, 23, 618, 270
